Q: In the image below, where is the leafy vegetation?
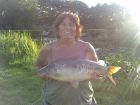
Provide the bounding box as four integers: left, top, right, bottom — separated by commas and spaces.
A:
92, 51, 140, 105
0, 30, 39, 65
0, 0, 39, 29
0, 31, 43, 104
0, 0, 139, 32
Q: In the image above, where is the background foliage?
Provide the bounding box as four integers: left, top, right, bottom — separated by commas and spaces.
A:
0, 0, 138, 31
0, 30, 38, 65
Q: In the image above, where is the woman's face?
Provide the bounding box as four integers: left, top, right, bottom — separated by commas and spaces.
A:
58, 17, 77, 39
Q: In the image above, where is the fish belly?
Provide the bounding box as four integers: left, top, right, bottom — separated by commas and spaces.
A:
48, 72, 91, 82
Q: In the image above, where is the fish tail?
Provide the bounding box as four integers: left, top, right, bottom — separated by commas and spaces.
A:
107, 66, 121, 76
108, 75, 116, 85
107, 66, 121, 85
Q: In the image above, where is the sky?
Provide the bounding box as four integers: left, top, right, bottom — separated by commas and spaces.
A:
79, 0, 140, 25
79, 0, 114, 7
79, 0, 138, 9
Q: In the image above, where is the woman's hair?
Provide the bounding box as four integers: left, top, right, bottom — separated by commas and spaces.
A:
53, 12, 82, 40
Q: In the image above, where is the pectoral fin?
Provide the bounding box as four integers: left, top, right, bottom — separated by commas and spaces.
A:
71, 81, 79, 88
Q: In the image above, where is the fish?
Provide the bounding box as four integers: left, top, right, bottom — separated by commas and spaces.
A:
38, 59, 121, 88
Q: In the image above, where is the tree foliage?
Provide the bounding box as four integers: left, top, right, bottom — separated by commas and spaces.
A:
0, 0, 138, 34
37, 0, 127, 31
0, 0, 39, 29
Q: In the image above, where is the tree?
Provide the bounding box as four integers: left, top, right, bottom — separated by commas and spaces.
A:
0, 0, 39, 29
37, 0, 89, 30
87, 3, 125, 30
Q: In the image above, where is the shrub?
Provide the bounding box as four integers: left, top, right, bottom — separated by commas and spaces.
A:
0, 30, 39, 65
93, 51, 140, 105
103, 51, 140, 101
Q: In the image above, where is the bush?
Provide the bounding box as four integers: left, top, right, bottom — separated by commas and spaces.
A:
103, 51, 140, 101
0, 30, 39, 65
103, 51, 140, 75
93, 51, 140, 105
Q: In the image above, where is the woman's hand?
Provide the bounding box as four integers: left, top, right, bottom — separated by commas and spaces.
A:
38, 73, 48, 80
91, 71, 104, 80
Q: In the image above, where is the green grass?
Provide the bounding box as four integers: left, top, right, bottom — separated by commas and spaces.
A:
0, 65, 42, 105
92, 79, 140, 105
0, 30, 39, 65
0, 30, 43, 105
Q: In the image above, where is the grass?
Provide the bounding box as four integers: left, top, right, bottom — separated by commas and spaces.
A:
92, 79, 140, 105
0, 30, 38, 65
0, 65, 42, 105
0, 30, 43, 105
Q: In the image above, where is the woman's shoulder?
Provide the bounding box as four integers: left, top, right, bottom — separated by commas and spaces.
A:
77, 40, 92, 47
77, 40, 95, 52
38, 41, 56, 54
44, 40, 58, 49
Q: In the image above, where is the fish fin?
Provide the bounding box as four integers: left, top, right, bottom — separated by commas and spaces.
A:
107, 66, 121, 85
108, 75, 116, 85
108, 66, 121, 75
71, 81, 79, 88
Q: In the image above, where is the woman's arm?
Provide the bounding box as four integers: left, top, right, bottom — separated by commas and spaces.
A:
86, 43, 101, 80
86, 43, 98, 61
35, 45, 48, 79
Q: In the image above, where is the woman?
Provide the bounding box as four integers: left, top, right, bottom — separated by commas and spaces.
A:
36, 12, 98, 105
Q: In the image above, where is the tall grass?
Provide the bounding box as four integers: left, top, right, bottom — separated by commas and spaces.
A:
0, 30, 39, 65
